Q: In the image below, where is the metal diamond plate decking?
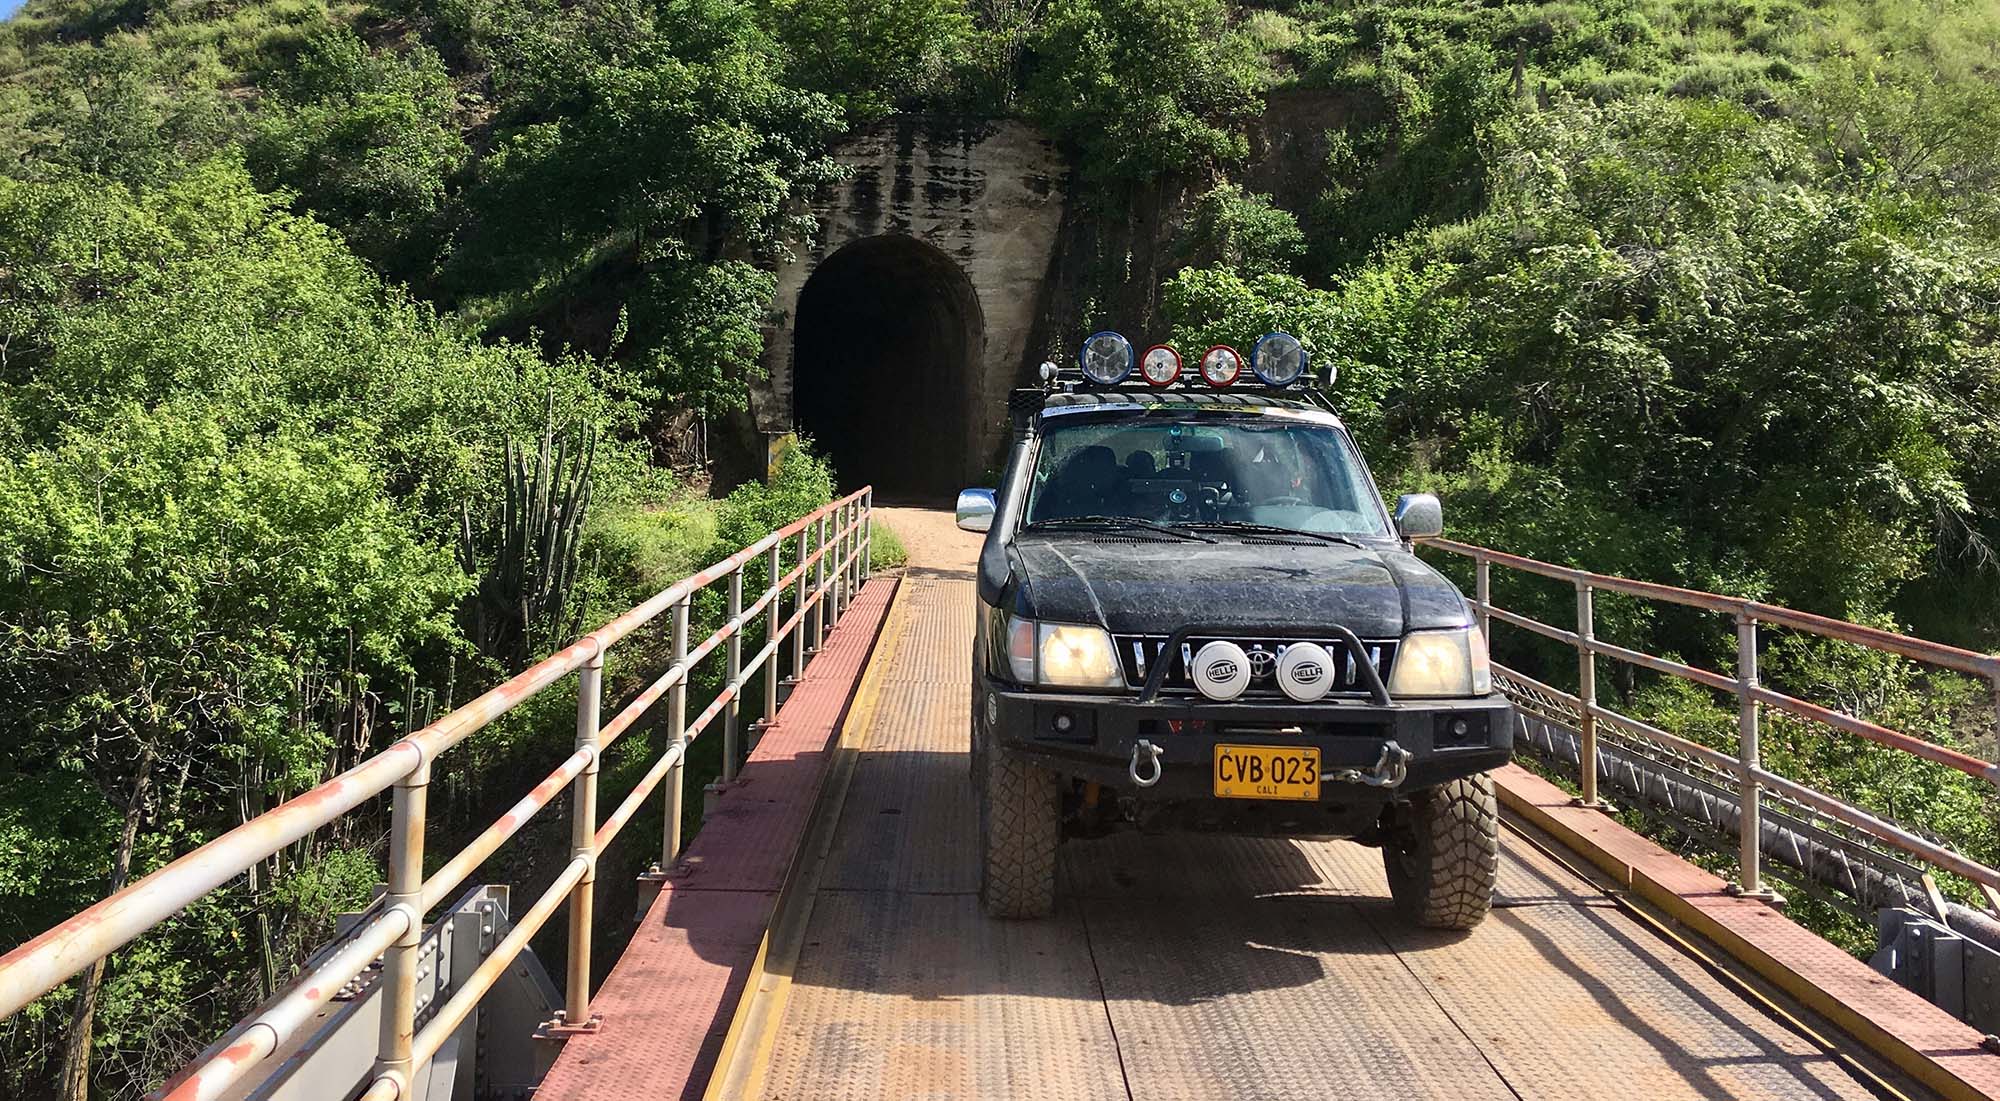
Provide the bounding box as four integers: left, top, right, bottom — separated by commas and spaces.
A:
745, 508, 1921, 1101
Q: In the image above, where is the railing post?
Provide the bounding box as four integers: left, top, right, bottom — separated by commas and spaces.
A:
836, 501, 852, 617
565, 648, 603, 1028
1575, 581, 1601, 808
1732, 613, 1778, 901
792, 527, 809, 674
722, 565, 744, 783
664, 598, 689, 863
1473, 554, 1491, 641
828, 501, 845, 621
862, 488, 874, 581
808, 512, 826, 652
761, 543, 780, 740
376, 754, 430, 1093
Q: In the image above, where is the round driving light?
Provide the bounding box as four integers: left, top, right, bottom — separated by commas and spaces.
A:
1139, 344, 1181, 386
1192, 640, 1251, 701
1199, 345, 1243, 387
1275, 642, 1335, 702
1078, 331, 1134, 385
1251, 332, 1308, 386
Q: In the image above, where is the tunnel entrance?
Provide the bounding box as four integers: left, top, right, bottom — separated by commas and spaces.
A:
793, 235, 983, 500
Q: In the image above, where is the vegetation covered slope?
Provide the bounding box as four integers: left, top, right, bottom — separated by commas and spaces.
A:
1, 0, 1998, 1097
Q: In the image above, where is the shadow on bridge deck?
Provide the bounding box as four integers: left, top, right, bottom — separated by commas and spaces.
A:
726, 508, 1916, 1101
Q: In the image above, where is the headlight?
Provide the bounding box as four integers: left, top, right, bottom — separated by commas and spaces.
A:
1387, 627, 1492, 698
1003, 616, 1125, 689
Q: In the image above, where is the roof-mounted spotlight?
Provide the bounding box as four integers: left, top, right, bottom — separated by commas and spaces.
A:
1139, 344, 1181, 387
1251, 332, 1308, 387
1199, 345, 1243, 387
1078, 331, 1134, 385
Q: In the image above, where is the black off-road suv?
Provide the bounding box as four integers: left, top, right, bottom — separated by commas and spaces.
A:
959, 333, 1512, 929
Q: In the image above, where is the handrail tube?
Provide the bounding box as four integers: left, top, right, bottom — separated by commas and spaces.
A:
1440, 537, 2000, 786
152, 907, 410, 1101
1486, 603, 1580, 647
3, 568, 680, 1014
596, 662, 688, 748
420, 746, 592, 912
0, 742, 419, 1019
1584, 636, 1741, 696
1425, 537, 2000, 680
1747, 685, 2000, 784
686, 683, 737, 745
1450, 531, 2000, 897
594, 741, 687, 852
1750, 766, 2000, 890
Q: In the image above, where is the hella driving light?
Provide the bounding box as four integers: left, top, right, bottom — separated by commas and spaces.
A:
1078, 331, 1134, 385
1252, 332, 1308, 386
1276, 642, 1335, 702
1199, 345, 1243, 387
1139, 344, 1181, 386
1192, 640, 1252, 700
1386, 627, 1492, 698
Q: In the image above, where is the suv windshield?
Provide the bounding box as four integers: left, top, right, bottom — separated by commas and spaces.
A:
1023, 414, 1390, 536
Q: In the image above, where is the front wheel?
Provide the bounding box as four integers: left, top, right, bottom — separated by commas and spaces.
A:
977, 735, 1060, 919
1383, 773, 1499, 930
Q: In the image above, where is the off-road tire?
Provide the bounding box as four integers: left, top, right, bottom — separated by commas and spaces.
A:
977, 734, 1060, 919
1383, 773, 1499, 930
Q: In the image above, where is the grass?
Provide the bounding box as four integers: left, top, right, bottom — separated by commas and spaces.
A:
869, 520, 909, 571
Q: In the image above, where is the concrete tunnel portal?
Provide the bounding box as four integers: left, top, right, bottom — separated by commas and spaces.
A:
793, 235, 984, 501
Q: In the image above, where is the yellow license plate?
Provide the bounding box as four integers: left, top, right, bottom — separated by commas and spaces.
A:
1213, 744, 1320, 801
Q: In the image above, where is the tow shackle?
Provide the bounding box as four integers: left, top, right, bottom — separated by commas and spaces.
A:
1128, 739, 1164, 788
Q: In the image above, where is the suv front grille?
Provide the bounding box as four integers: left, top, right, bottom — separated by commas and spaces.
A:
1112, 634, 1397, 698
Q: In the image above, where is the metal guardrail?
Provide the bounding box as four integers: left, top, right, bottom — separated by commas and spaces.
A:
1423, 538, 2000, 903
0, 488, 876, 1101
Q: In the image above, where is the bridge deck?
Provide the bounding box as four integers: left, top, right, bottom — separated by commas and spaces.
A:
730, 508, 1913, 1101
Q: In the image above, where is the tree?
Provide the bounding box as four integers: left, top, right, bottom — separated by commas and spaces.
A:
1026, 0, 1264, 183
247, 31, 468, 275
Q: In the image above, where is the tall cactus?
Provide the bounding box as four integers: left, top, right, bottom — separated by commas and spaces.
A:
461, 398, 597, 671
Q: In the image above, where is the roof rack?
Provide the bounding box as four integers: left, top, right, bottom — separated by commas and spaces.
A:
1029, 365, 1339, 415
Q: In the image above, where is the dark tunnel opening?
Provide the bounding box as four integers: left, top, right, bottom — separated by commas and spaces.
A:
793, 235, 983, 501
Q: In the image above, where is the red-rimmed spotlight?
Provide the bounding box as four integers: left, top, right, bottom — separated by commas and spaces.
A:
1199, 345, 1243, 387
1139, 344, 1181, 386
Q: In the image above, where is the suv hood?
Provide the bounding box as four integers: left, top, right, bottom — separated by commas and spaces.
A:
1008, 537, 1469, 638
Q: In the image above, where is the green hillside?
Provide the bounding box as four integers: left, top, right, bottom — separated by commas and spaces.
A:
2, 0, 1998, 1097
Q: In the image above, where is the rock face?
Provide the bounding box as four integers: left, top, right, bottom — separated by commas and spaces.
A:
753, 116, 1068, 496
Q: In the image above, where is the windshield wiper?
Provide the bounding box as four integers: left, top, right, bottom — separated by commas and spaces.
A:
1023, 515, 1215, 542
1181, 521, 1369, 549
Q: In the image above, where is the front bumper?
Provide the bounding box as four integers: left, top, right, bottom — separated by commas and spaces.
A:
979, 678, 1513, 801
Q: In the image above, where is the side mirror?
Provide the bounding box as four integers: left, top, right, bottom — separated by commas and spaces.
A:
1394, 493, 1443, 540
956, 488, 997, 532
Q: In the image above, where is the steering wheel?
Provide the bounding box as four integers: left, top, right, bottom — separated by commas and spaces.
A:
1264, 495, 1310, 508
